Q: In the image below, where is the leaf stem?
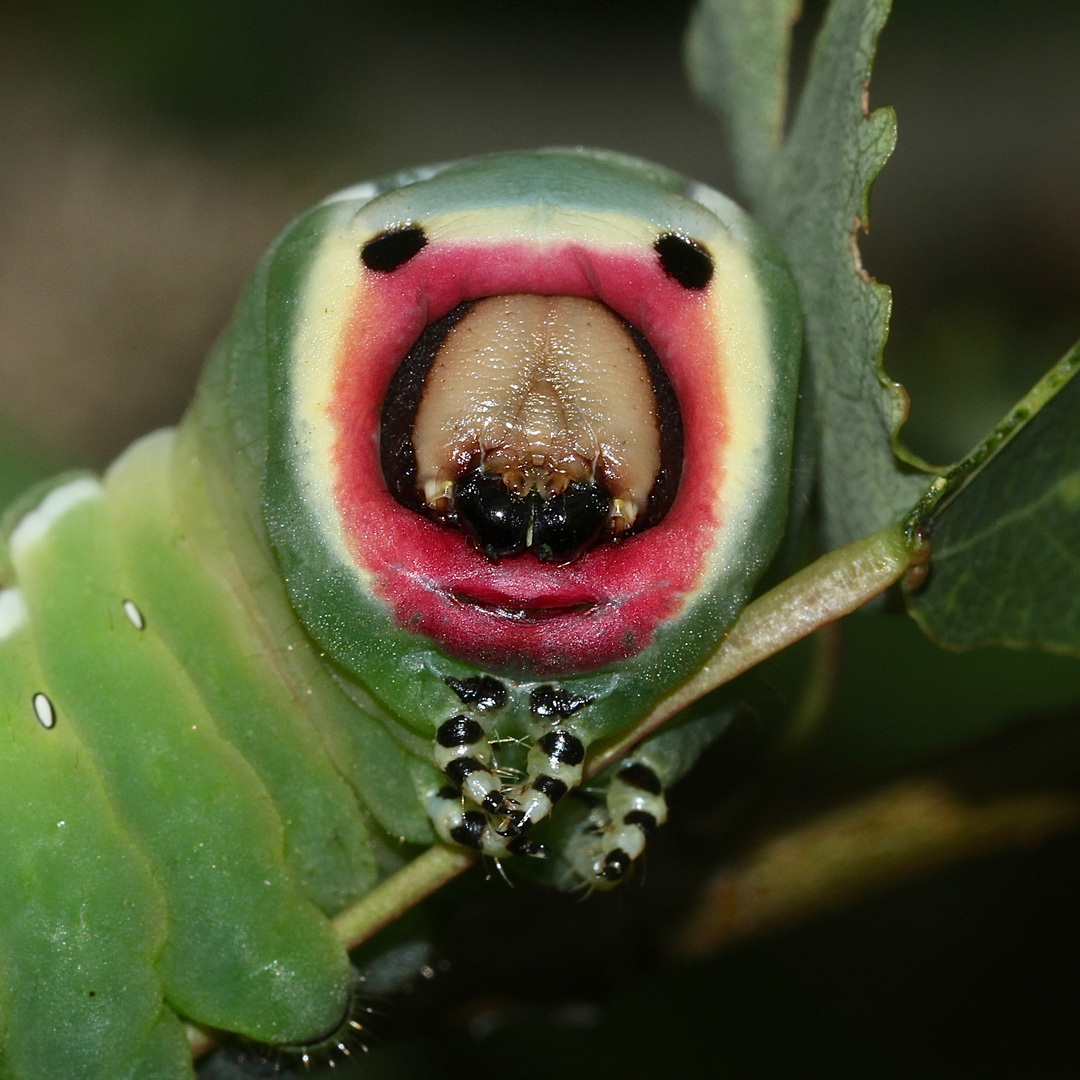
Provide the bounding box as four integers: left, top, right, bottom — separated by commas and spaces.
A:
782, 620, 843, 749
587, 522, 916, 778
670, 779, 1080, 959
905, 337, 1080, 534
332, 844, 476, 950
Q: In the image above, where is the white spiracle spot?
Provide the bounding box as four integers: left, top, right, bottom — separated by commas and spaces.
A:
123, 599, 145, 630
32, 692, 56, 730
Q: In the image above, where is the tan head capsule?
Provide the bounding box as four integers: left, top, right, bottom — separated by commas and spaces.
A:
383, 293, 677, 561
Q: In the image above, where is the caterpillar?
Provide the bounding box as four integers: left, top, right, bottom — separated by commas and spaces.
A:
0, 148, 800, 1078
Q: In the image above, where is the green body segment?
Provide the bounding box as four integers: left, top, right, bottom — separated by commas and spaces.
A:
119, 1015, 195, 1080
169, 412, 438, 848
0, 590, 192, 1080
8, 480, 351, 1043
104, 430, 377, 915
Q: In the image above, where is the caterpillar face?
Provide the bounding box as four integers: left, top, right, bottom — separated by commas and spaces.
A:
261, 149, 801, 724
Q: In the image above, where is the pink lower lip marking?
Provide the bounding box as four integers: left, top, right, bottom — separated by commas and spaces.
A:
447, 579, 605, 618
450, 594, 602, 623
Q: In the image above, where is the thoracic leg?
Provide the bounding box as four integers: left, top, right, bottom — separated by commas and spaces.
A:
430, 713, 546, 857
432, 715, 513, 814
592, 760, 669, 883
501, 729, 587, 834
426, 787, 542, 858
429, 718, 589, 857
561, 705, 738, 887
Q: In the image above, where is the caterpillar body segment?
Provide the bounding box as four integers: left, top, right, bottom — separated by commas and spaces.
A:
106, 432, 379, 914
170, 420, 438, 851
0, 588, 193, 1080
0, 148, 801, 1078
8, 471, 354, 1046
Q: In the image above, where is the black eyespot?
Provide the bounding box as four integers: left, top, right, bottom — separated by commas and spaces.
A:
537, 730, 585, 767
361, 225, 427, 272
529, 685, 592, 719
655, 233, 713, 289
445, 675, 508, 711
618, 761, 662, 795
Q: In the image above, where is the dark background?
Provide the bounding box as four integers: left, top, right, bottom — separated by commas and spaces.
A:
1, 1, 1079, 1075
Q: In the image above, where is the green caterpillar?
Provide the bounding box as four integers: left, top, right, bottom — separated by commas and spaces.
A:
0, 148, 800, 1078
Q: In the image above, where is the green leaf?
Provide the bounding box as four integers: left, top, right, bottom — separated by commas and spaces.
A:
685, 0, 935, 549
684, 0, 796, 196
906, 340, 1080, 655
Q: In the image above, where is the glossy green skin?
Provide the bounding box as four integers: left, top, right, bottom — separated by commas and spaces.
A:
0, 571, 188, 1080
1, 463, 355, 1069
0, 149, 800, 1079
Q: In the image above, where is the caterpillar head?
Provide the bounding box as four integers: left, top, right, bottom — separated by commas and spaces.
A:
215, 149, 800, 738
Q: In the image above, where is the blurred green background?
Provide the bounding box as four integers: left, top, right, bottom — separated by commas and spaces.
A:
1, 0, 1079, 1076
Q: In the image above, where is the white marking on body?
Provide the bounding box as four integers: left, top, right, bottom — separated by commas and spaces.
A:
0, 588, 27, 640
320, 181, 379, 206
32, 692, 56, 729
122, 599, 145, 630
9, 477, 104, 558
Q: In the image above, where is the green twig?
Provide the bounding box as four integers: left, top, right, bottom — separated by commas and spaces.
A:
588, 523, 916, 778
333, 844, 476, 950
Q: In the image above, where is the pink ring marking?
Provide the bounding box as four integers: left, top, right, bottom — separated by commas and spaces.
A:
329, 240, 729, 674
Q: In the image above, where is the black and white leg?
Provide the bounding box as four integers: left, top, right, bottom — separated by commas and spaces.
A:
502, 729, 587, 835
562, 704, 740, 887
433, 715, 513, 815
595, 761, 668, 882
426, 787, 543, 858
565, 758, 668, 886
